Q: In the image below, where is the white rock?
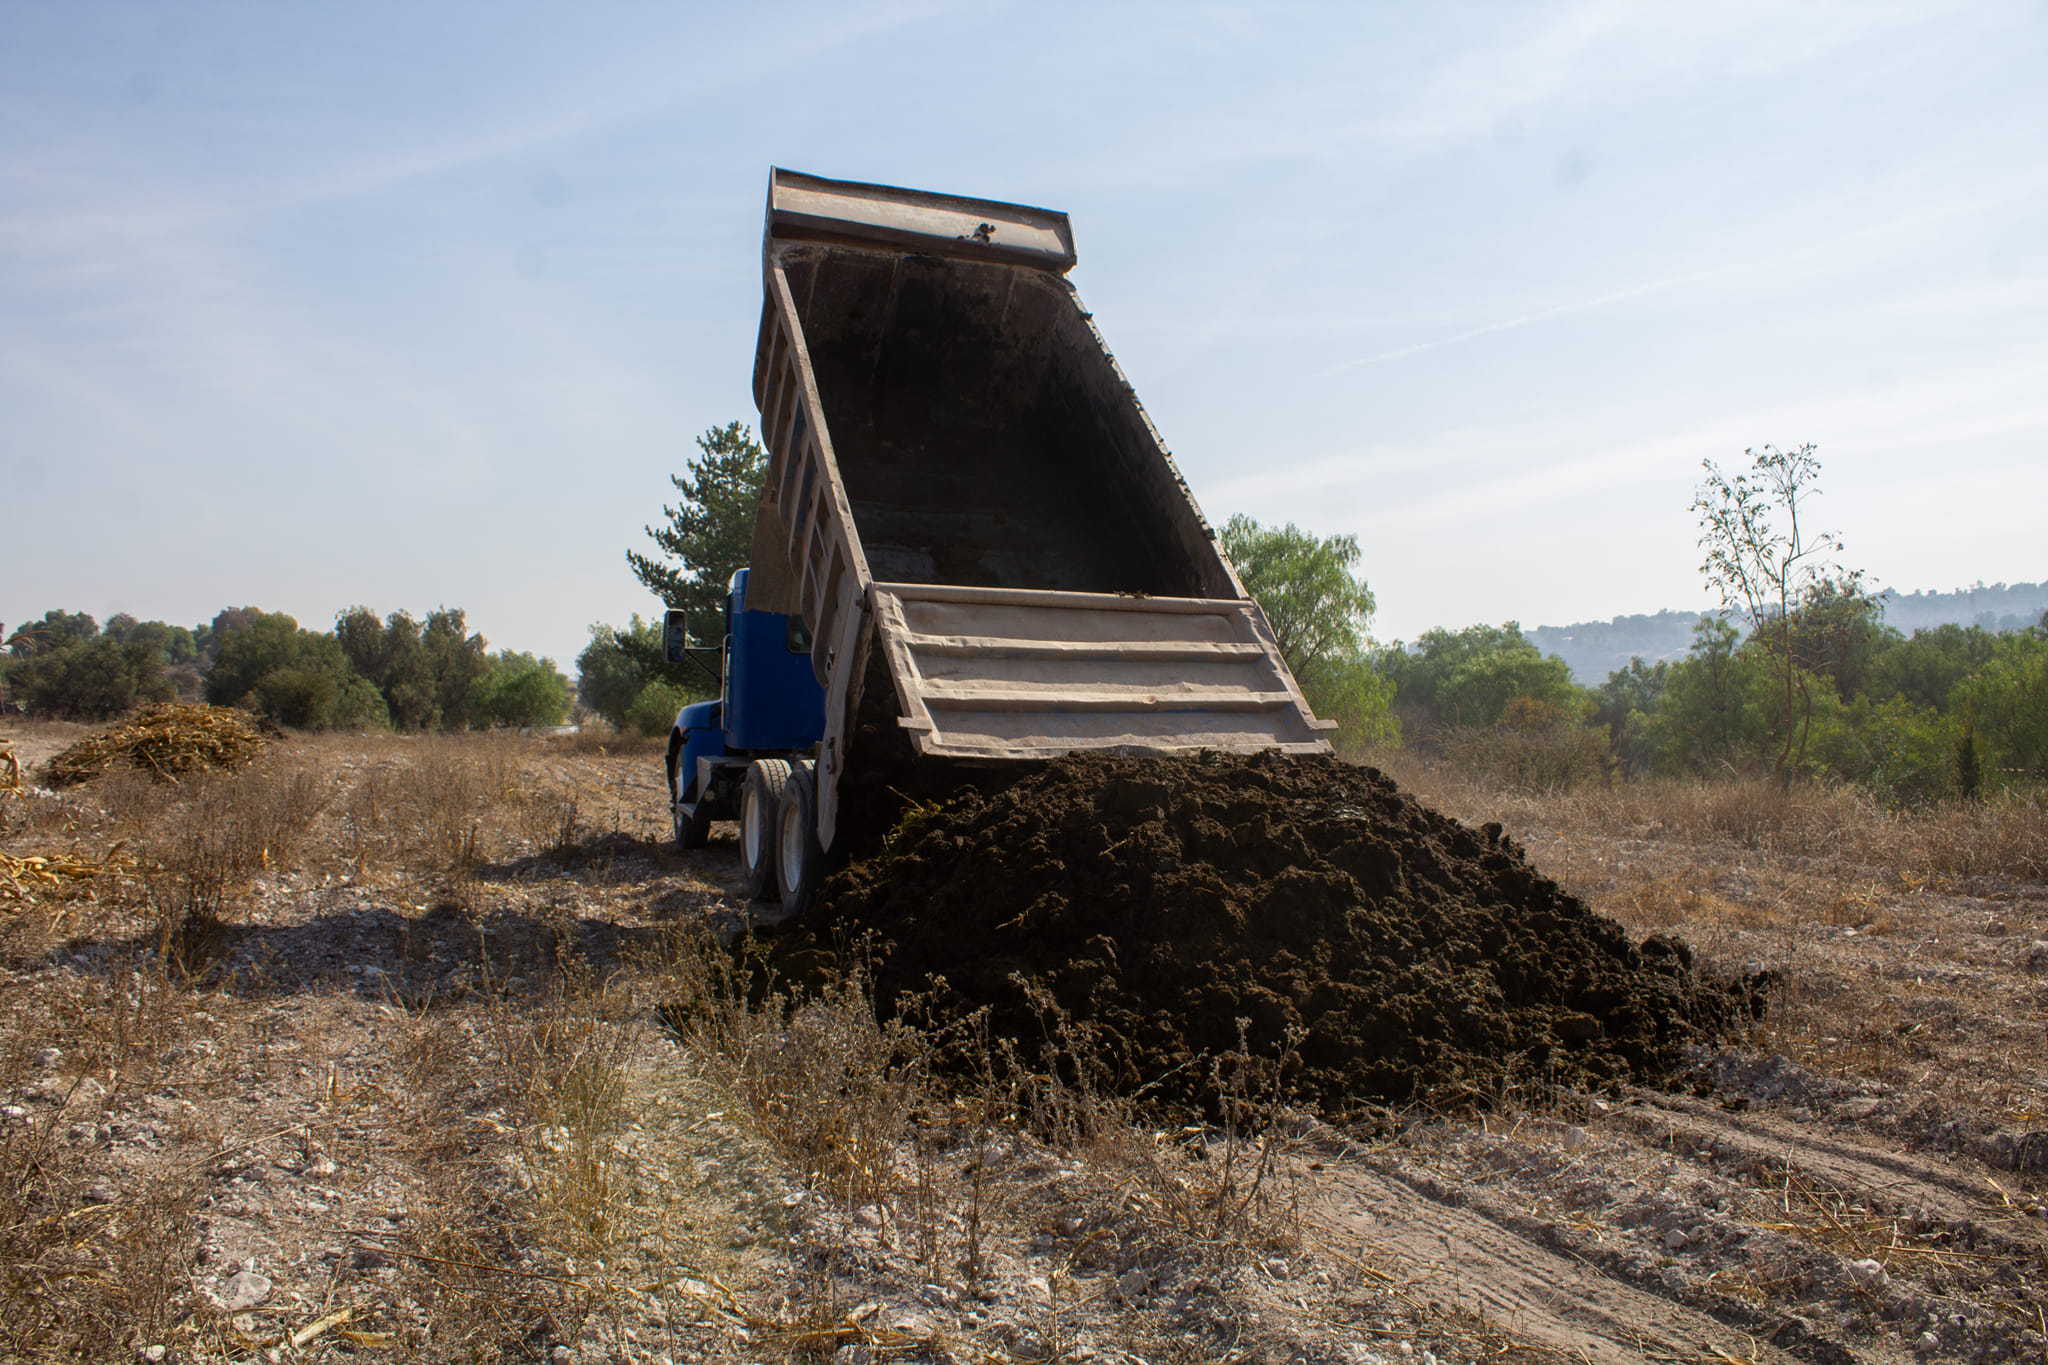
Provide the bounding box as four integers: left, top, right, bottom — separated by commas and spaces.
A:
1832, 1096, 1883, 1121
1588, 1099, 1613, 1117
33, 1047, 60, 1069
1847, 1257, 1889, 1290
1264, 1257, 1291, 1279
138, 1348, 167, 1364
854, 1205, 885, 1228
1115, 1269, 1151, 1302
1663, 1227, 1688, 1250
73, 1077, 107, 1104
1562, 1125, 1588, 1149
223, 1270, 272, 1310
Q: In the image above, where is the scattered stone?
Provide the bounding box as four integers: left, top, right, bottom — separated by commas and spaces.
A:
1847, 1258, 1889, 1291
1662, 1227, 1688, 1250
33, 1047, 60, 1069
1833, 1096, 1884, 1121
1115, 1268, 1151, 1302
854, 1205, 885, 1228
1562, 1125, 1589, 1149
223, 1269, 272, 1310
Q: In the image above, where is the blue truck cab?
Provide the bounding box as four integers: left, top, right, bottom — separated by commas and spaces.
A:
663, 568, 826, 853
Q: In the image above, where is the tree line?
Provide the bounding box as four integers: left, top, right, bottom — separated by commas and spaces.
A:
1375, 447, 2047, 801
622, 426, 2047, 803
1, 606, 572, 732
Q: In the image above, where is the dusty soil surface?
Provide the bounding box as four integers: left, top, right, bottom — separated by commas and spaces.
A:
2, 725, 2045, 1364
826, 752, 1755, 1114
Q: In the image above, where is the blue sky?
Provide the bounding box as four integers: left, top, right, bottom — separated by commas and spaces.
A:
4, 2, 2044, 672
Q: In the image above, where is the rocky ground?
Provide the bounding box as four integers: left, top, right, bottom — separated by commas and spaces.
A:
1, 723, 2045, 1364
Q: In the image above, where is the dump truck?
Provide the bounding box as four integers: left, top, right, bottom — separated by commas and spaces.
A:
664, 169, 1333, 913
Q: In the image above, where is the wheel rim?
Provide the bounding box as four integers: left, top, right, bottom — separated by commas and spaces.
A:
779, 797, 806, 896
742, 789, 764, 867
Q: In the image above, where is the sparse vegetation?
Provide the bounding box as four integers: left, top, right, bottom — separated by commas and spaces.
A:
1, 685, 2044, 1361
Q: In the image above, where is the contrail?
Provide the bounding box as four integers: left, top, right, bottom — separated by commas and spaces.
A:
1311, 263, 1735, 379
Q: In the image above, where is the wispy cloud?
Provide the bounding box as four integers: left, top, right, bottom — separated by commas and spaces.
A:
1309, 264, 1737, 379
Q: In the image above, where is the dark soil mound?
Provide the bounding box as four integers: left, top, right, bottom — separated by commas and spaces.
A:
822, 751, 1758, 1115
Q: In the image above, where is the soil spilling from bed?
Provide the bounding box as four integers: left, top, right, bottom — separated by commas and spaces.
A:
819, 751, 1761, 1115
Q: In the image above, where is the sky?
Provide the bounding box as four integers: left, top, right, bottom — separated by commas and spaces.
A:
4, 1, 2044, 672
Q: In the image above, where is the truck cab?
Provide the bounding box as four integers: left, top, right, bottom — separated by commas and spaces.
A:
664, 568, 826, 860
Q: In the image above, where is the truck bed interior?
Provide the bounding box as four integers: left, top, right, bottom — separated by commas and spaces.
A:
780, 243, 1229, 600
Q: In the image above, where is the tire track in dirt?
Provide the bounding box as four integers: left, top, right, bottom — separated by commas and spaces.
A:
1304, 1151, 1807, 1365
1620, 1094, 2045, 1237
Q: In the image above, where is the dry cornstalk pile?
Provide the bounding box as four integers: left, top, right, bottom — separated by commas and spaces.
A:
0, 846, 134, 906
42, 703, 271, 788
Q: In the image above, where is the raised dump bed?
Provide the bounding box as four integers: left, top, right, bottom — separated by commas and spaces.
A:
681, 170, 1332, 907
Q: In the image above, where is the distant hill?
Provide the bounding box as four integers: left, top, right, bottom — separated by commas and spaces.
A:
1526, 611, 1704, 686
1528, 579, 2047, 685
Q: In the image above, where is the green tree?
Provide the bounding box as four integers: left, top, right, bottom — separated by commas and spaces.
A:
195, 607, 268, 667
204, 613, 374, 730
627, 421, 768, 645
1957, 631, 2048, 781
576, 616, 707, 729
1220, 514, 1396, 745
6, 610, 99, 656
334, 606, 489, 730
1591, 656, 1671, 777
5, 634, 175, 720
2, 611, 194, 720
1866, 623, 1999, 711
1693, 443, 1869, 784
1383, 622, 1580, 733
470, 651, 573, 729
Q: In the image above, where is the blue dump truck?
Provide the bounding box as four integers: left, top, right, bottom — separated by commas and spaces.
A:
664, 170, 1333, 914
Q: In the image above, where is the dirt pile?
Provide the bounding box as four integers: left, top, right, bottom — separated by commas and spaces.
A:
824, 751, 1758, 1114
43, 703, 272, 788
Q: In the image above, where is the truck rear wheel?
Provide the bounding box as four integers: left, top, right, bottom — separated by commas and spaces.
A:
739, 759, 789, 901
774, 763, 826, 917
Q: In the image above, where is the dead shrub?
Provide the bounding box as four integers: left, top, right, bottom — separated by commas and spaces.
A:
1439, 722, 1609, 795
662, 935, 930, 1208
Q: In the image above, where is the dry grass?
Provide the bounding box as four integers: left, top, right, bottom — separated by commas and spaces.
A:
1371, 749, 2048, 887
2, 725, 2042, 1360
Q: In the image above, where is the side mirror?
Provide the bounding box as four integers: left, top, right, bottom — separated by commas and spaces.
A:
663, 609, 690, 664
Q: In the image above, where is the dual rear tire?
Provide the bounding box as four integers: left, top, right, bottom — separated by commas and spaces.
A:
738, 758, 825, 915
